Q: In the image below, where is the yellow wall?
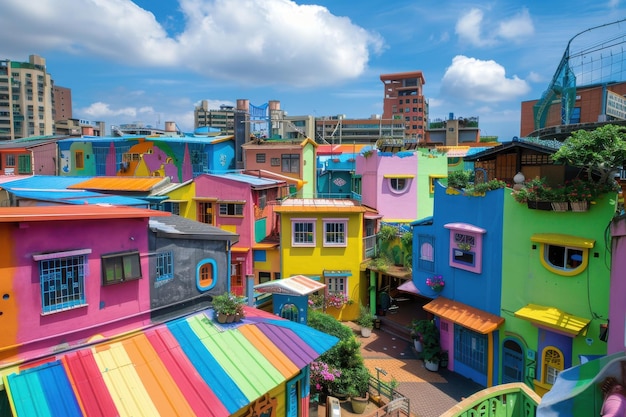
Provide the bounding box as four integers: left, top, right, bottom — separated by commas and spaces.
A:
279, 211, 364, 321
164, 181, 196, 220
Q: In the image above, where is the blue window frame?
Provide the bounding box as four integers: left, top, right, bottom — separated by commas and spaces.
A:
196, 259, 218, 292
156, 251, 173, 281
39, 255, 87, 314
418, 234, 435, 272
454, 326, 487, 374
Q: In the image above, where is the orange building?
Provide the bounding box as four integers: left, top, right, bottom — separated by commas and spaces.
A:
380, 71, 427, 142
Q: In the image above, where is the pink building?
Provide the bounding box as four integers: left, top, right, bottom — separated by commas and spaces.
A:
194, 172, 289, 295
0, 205, 169, 366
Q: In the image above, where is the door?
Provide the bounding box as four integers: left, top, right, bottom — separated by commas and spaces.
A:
502, 339, 524, 383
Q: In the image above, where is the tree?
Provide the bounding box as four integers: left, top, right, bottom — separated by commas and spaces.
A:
552, 124, 626, 184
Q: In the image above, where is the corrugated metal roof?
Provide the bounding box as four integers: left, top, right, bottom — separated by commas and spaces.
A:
0, 175, 93, 190
514, 304, 590, 336
254, 274, 327, 296
6, 189, 150, 207
0, 205, 168, 222
207, 172, 286, 187
69, 177, 170, 192
149, 215, 239, 243
423, 296, 504, 334
274, 198, 366, 213
3, 307, 338, 417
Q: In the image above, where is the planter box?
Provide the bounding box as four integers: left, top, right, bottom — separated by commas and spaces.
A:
527, 201, 553, 211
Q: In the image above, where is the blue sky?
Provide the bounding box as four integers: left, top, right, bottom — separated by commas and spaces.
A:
1, 0, 626, 140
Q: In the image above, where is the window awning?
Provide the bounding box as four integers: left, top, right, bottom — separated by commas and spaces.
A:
254, 274, 326, 296
323, 270, 352, 277
530, 233, 595, 249
397, 280, 421, 295
514, 304, 590, 337
423, 297, 504, 334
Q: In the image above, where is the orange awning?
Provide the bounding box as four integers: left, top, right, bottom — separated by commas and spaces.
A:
423, 297, 504, 334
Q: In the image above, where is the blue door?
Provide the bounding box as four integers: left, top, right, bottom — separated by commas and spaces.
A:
502, 339, 524, 383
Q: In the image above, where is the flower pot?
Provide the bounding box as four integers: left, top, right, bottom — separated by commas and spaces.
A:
551, 202, 569, 212
226, 314, 235, 323
570, 200, 589, 212
414, 339, 423, 353
527, 200, 553, 210
361, 327, 372, 338
216, 312, 228, 324
424, 359, 439, 372
350, 392, 369, 414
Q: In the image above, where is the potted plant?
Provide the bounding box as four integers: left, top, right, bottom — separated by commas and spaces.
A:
211, 292, 245, 323
347, 367, 371, 414
411, 319, 434, 353
356, 305, 375, 338
418, 320, 441, 371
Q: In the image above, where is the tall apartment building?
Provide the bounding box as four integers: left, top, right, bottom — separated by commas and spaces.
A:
53, 85, 72, 122
380, 71, 427, 142
0, 55, 55, 140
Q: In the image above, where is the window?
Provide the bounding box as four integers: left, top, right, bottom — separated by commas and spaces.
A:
292, 219, 315, 246
445, 223, 485, 273
256, 153, 266, 163
271, 157, 280, 166
5, 154, 15, 167
326, 276, 346, 295
541, 347, 563, 386
281, 154, 300, 173
155, 251, 173, 281
259, 271, 272, 284
454, 326, 487, 374
323, 220, 347, 246
163, 201, 181, 215
531, 233, 594, 276
38, 253, 88, 313
196, 259, 217, 291
75, 150, 84, 169
197, 201, 214, 224
384, 175, 413, 194
219, 202, 244, 216
257, 190, 267, 210
102, 251, 142, 285
418, 235, 435, 272
429, 175, 446, 193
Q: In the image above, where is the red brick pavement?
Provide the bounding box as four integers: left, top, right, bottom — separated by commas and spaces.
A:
344, 322, 484, 417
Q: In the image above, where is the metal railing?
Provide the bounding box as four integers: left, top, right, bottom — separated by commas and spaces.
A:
367, 376, 410, 416
440, 382, 541, 417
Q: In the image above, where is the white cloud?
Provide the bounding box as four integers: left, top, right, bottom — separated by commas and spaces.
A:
496, 8, 534, 41
79, 102, 138, 118
440, 55, 530, 102
0, 0, 383, 88
456, 7, 534, 47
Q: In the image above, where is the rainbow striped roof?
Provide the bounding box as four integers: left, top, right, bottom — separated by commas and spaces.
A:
3, 307, 338, 417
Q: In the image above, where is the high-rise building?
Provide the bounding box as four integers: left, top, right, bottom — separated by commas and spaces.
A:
0, 55, 55, 140
380, 71, 427, 142
53, 85, 72, 122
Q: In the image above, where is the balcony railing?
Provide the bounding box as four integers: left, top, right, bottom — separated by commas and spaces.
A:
440, 382, 541, 417
363, 235, 377, 259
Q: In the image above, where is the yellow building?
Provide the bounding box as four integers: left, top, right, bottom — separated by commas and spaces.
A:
274, 198, 366, 321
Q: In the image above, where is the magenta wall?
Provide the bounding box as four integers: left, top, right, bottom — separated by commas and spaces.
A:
4, 217, 151, 363
609, 217, 626, 354
195, 174, 253, 277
